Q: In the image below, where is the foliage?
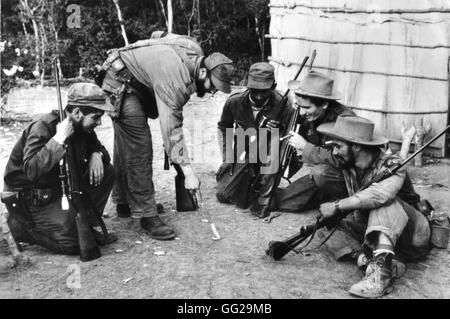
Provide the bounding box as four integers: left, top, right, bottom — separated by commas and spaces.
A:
1, 0, 271, 93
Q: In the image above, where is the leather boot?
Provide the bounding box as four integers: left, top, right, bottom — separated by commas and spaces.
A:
249, 201, 270, 218
348, 253, 393, 298
93, 229, 118, 246
116, 204, 131, 218
140, 216, 175, 240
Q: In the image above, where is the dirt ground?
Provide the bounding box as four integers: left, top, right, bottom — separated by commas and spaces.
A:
1, 87, 449, 299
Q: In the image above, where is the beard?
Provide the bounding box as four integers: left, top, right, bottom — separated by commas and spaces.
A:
336, 147, 355, 168
195, 79, 207, 97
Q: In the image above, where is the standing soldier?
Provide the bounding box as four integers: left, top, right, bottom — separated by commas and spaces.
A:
98, 38, 235, 240
2, 83, 116, 255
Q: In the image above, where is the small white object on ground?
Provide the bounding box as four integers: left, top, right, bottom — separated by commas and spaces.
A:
115, 249, 124, 253
211, 223, 221, 241
122, 277, 133, 283
135, 241, 142, 245
154, 251, 166, 256
201, 219, 209, 223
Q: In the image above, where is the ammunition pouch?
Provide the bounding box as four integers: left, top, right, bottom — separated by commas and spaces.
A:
1, 190, 35, 229
101, 49, 159, 120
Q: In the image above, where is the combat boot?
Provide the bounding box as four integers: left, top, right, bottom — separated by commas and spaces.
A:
348, 252, 393, 298
141, 216, 176, 240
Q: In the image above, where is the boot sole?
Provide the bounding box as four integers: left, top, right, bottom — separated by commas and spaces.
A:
349, 285, 393, 299
143, 230, 176, 241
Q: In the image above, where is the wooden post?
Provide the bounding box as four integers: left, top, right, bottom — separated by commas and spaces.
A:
413, 119, 432, 167
400, 122, 416, 160
0, 203, 31, 267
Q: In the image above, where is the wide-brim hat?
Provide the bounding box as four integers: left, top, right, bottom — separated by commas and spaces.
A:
317, 115, 389, 146
204, 53, 235, 93
247, 62, 275, 90
67, 82, 114, 112
288, 70, 342, 100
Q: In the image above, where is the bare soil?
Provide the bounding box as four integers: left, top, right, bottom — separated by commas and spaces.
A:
1, 88, 449, 299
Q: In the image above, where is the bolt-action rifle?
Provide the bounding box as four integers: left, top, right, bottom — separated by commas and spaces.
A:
54, 58, 101, 262
266, 124, 450, 260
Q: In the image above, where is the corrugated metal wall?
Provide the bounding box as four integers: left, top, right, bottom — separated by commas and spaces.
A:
268, 0, 450, 155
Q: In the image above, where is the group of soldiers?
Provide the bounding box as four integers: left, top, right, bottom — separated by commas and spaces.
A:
2, 32, 432, 298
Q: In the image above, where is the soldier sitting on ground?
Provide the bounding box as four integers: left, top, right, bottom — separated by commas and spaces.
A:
304, 116, 431, 298
269, 71, 355, 213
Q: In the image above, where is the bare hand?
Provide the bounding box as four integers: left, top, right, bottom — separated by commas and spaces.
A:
266, 120, 280, 130
184, 173, 200, 190
319, 202, 338, 219
54, 117, 74, 145
287, 131, 307, 153
89, 152, 104, 187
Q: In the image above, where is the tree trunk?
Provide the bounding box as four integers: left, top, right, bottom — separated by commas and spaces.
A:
167, 0, 173, 33
49, 1, 64, 78
112, 0, 129, 46
254, 16, 264, 62
157, 0, 168, 29
39, 21, 46, 86
21, 21, 29, 41
197, 0, 200, 26
188, 0, 197, 36
20, 0, 41, 77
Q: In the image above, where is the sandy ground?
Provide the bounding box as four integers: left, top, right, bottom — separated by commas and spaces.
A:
0, 87, 449, 299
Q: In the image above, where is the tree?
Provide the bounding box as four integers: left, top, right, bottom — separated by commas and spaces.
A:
112, 0, 129, 45
244, 0, 270, 61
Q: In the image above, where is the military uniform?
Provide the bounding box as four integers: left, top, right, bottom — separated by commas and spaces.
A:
271, 71, 356, 212
100, 36, 234, 239
273, 101, 355, 212
216, 63, 294, 212
2, 84, 114, 254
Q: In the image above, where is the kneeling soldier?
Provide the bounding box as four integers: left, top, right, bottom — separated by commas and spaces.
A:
2, 83, 117, 255
216, 62, 294, 215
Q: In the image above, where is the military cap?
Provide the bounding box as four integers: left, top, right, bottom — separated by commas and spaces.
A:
67, 83, 114, 112
204, 52, 235, 94
247, 62, 275, 90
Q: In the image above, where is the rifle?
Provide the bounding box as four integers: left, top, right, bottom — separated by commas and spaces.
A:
266, 124, 450, 260
279, 50, 317, 181
54, 59, 101, 262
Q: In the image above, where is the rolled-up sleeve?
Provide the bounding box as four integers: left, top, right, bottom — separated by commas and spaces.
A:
351, 166, 406, 210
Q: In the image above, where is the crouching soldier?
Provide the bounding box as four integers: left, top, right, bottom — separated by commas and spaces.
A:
216, 62, 294, 216
309, 116, 431, 298
2, 83, 117, 256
